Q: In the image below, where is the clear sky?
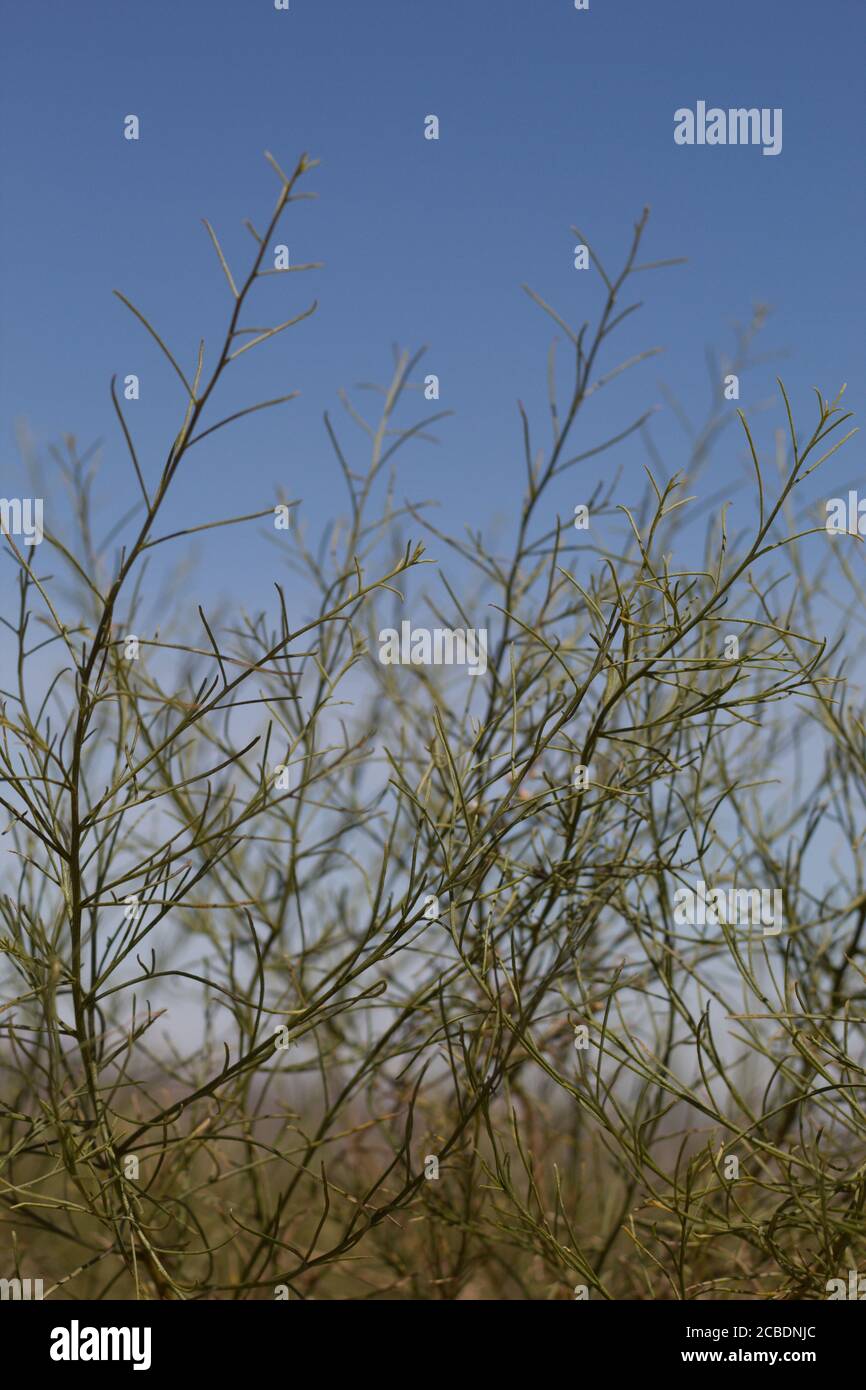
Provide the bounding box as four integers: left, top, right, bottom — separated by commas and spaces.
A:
1, 0, 863, 612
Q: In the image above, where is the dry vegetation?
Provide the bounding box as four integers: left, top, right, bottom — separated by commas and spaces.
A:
1, 153, 865, 1299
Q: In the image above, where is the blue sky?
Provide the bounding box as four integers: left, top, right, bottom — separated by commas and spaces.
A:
1, 0, 863, 615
